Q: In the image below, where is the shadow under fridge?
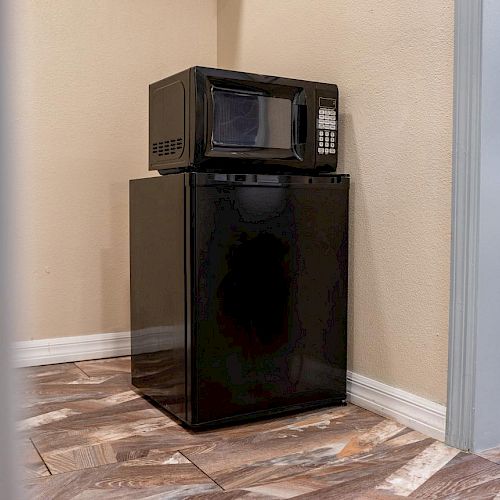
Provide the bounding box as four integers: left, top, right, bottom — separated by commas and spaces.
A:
130, 172, 349, 427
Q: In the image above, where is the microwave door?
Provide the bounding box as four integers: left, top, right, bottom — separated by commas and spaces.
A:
211, 89, 292, 154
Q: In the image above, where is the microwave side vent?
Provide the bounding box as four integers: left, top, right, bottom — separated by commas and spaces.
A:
152, 137, 183, 157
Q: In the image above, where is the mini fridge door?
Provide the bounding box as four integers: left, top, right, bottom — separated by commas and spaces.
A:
189, 173, 349, 425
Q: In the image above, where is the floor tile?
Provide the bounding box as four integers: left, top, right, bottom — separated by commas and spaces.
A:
32, 408, 179, 473
186, 490, 280, 499
75, 357, 131, 376
410, 452, 500, 498
24, 449, 221, 500
478, 446, 500, 465
19, 358, 500, 499
21, 440, 50, 480
181, 405, 383, 479
22, 362, 84, 379
375, 440, 460, 496
213, 434, 435, 495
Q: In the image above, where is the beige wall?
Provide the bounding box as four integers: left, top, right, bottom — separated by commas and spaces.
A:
13, 0, 217, 341
218, 0, 454, 404
13, 0, 453, 405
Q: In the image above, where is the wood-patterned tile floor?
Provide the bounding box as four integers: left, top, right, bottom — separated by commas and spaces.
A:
19, 357, 500, 499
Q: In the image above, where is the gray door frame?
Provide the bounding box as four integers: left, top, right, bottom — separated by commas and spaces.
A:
446, 0, 483, 452
447, 0, 500, 452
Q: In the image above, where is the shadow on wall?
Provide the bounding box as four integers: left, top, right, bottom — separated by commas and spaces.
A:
100, 181, 130, 333
342, 112, 392, 381
217, 0, 242, 69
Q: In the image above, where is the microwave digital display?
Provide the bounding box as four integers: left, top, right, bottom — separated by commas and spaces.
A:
212, 89, 292, 149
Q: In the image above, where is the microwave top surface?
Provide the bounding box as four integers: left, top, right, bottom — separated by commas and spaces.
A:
151, 66, 338, 91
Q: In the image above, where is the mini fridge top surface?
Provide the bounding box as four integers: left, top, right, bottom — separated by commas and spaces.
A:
130, 172, 349, 427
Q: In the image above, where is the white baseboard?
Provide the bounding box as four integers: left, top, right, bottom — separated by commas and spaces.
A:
14, 333, 446, 441
15, 331, 131, 368
347, 371, 446, 441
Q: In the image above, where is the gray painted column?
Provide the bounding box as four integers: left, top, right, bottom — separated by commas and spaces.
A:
473, 0, 500, 452
447, 0, 500, 452
0, 1, 21, 498
446, 0, 483, 452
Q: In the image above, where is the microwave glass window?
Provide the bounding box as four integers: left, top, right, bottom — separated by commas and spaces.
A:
212, 90, 292, 149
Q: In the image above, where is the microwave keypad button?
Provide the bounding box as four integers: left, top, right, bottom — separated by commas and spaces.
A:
319, 142, 324, 147
318, 147, 324, 154
318, 130, 324, 136
330, 148, 336, 154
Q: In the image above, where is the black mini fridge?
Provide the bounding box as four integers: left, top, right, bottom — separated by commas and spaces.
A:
130, 172, 349, 427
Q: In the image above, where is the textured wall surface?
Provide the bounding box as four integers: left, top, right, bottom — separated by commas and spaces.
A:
12, 0, 217, 341
218, 0, 454, 404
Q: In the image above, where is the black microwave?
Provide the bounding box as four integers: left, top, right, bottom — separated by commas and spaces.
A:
149, 67, 339, 174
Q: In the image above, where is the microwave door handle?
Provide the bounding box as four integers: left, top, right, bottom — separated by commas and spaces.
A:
295, 104, 307, 144
292, 89, 307, 135
292, 93, 307, 161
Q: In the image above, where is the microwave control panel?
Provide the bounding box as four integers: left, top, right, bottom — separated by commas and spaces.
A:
316, 97, 337, 156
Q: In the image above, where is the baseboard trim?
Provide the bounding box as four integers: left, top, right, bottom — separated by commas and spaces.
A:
347, 371, 446, 441
14, 333, 446, 440
14, 331, 131, 368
